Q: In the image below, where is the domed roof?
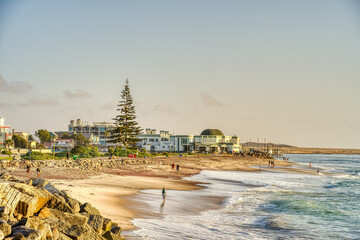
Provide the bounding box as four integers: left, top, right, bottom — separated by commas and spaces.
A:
200, 129, 224, 136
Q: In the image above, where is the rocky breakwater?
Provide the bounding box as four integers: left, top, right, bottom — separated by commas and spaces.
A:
1, 158, 153, 172
0, 172, 124, 240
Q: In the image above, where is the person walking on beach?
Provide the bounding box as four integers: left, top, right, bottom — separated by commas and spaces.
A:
162, 187, 166, 199
66, 151, 70, 159
36, 167, 41, 178
176, 164, 179, 172
317, 169, 320, 174
26, 165, 31, 177
172, 163, 175, 169
309, 162, 312, 168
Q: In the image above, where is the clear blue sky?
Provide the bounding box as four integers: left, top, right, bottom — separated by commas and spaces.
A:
1, 0, 359, 148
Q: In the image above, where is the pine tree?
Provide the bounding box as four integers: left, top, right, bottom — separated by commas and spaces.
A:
109, 79, 142, 150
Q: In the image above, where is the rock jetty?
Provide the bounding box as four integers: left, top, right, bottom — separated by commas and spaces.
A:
0, 172, 124, 240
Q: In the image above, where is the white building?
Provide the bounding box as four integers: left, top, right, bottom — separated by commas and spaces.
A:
138, 128, 242, 153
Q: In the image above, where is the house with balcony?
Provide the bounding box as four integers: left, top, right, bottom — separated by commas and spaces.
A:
54, 139, 75, 151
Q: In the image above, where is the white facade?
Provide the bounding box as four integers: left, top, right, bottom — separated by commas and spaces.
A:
138, 128, 242, 153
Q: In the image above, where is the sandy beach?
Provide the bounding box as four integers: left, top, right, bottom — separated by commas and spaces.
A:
6, 155, 294, 231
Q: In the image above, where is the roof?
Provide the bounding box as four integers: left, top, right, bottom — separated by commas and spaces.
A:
200, 129, 224, 136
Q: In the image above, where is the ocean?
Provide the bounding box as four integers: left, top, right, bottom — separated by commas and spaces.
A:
127, 154, 360, 239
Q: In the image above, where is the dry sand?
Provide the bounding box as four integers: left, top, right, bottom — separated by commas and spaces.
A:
7, 155, 293, 231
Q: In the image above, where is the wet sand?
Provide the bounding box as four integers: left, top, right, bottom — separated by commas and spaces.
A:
6, 155, 293, 231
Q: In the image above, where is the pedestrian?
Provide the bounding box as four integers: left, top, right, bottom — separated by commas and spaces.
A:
176, 164, 179, 172
36, 167, 41, 178
317, 169, 320, 174
162, 187, 166, 199
309, 162, 312, 168
66, 151, 70, 159
172, 163, 175, 169
26, 165, 31, 177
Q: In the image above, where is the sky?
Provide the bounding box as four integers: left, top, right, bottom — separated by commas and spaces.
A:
0, 0, 359, 148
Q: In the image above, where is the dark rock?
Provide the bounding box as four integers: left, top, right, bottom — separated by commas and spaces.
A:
111, 226, 121, 235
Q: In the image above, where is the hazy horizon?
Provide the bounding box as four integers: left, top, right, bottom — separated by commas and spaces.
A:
1, 0, 359, 148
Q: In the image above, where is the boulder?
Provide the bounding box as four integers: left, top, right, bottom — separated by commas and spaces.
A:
102, 218, 112, 232
48, 209, 88, 227
0, 183, 22, 215
46, 197, 74, 213
30, 179, 49, 189
37, 207, 51, 219
87, 215, 103, 233
0, 230, 4, 240
65, 198, 80, 213
0, 220, 11, 236
111, 226, 121, 235
79, 203, 100, 216
11, 226, 45, 240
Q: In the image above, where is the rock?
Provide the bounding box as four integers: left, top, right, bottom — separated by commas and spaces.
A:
11, 183, 52, 217
37, 207, 51, 219
111, 226, 121, 235
58, 232, 72, 240
79, 203, 101, 216
12, 233, 26, 240
30, 179, 49, 189
87, 215, 103, 233
62, 224, 89, 239
0, 230, 4, 240
42, 223, 52, 238
46, 197, 74, 214
11, 226, 45, 240
0, 220, 11, 236
102, 218, 112, 232
102, 230, 123, 240
51, 227, 60, 240
48, 209, 88, 227
0, 183, 22, 215
65, 198, 80, 213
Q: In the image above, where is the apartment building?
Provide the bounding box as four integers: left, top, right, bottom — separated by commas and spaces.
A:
68, 119, 117, 147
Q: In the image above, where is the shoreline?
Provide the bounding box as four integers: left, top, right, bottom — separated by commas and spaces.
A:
4, 155, 294, 231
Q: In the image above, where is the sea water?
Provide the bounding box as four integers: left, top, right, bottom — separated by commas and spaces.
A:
128, 154, 360, 239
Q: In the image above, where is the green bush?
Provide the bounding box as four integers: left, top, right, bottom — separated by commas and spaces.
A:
71, 146, 100, 158
1, 150, 12, 156
22, 152, 54, 160
54, 151, 68, 158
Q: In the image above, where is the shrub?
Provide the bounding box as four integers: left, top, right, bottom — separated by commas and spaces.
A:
1, 150, 12, 156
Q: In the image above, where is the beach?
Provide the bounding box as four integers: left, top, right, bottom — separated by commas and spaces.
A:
6, 155, 291, 230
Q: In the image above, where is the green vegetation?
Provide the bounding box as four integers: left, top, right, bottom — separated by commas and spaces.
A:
1, 150, 12, 156
22, 152, 55, 160
5, 139, 13, 150
109, 79, 142, 149
70, 145, 100, 158
12, 135, 28, 148
35, 129, 51, 143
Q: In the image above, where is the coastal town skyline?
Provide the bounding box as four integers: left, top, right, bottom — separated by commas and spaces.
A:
1, 1, 360, 148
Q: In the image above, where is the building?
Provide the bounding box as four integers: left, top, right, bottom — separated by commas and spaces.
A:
0, 117, 13, 149
138, 128, 242, 153
68, 119, 117, 147
13, 131, 29, 141
53, 139, 74, 151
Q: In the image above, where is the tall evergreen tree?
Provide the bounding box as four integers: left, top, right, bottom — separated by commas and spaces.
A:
109, 79, 142, 150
